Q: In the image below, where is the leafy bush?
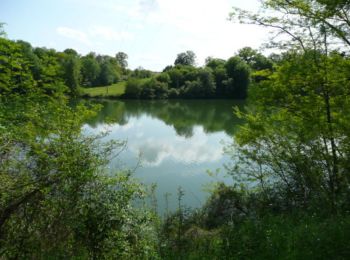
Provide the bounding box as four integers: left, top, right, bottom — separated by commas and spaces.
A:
0, 96, 159, 258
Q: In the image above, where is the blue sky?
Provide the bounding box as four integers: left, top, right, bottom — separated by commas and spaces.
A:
1, 0, 268, 71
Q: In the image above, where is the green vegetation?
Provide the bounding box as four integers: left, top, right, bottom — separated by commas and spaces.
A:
158, 185, 350, 259
1, 31, 261, 100
2, 0, 350, 258
81, 82, 126, 98
123, 54, 253, 99
0, 26, 159, 258
157, 0, 350, 258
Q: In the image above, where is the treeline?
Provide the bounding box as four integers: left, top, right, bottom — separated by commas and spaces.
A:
1, 33, 274, 99
124, 48, 273, 99
0, 36, 128, 96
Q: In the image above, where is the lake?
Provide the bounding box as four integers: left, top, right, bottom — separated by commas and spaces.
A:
83, 99, 244, 213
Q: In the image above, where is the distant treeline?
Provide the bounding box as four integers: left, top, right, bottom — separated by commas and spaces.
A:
124, 49, 274, 99
0, 35, 274, 99
0, 37, 129, 96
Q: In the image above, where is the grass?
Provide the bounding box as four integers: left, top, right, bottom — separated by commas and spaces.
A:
80, 82, 126, 98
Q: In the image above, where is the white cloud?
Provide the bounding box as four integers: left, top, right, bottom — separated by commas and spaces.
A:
89, 26, 134, 41
56, 27, 91, 45
56, 25, 134, 46
126, 0, 269, 67
56, 0, 269, 70
130, 127, 224, 167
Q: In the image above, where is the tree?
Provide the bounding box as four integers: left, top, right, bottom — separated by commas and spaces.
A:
62, 51, 81, 96
33, 47, 67, 95
205, 57, 226, 69
98, 60, 119, 86
205, 58, 227, 97
81, 53, 101, 87
224, 56, 250, 98
230, 0, 350, 51
124, 78, 144, 98
237, 47, 273, 71
63, 48, 79, 56
0, 22, 6, 37
115, 52, 128, 69
228, 0, 350, 210
197, 68, 216, 97
132, 66, 153, 79
174, 51, 196, 66
0, 38, 36, 94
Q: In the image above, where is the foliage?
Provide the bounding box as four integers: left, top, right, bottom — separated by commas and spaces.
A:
140, 78, 169, 99
159, 184, 350, 259
159, 1, 350, 258
224, 56, 251, 98
61, 51, 81, 96
0, 38, 37, 95
0, 94, 159, 258
81, 53, 101, 87
131, 66, 153, 79
230, 0, 350, 51
0, 36, 128, 95
0, 23, 6, 37
125, 53, 253, 100
98, 60, 120, 86
228, 0, 350, 211
124, 78, 146, 98
115, 51, 128, 69
174, 50, 196, 66
1, 34, 254, 100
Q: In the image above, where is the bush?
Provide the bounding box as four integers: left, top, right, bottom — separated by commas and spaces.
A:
124, 78, 143, 98
0, 96, 159, 258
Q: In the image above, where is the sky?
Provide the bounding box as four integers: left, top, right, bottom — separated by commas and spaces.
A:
1, 0, 269, 71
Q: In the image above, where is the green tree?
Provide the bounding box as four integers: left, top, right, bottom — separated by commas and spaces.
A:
0, 22, 6, 37
33, 47, 67, 95
81, 53, 101, 87
205, 57, 227, 97
174, 50, 196, 66
229, 0, 350, 209
237, 47, 273, 71
224, 56, 250, 98
62, 50, 81, 96
115, 51, 128, 69
132, 66, 153, 79
99, 60, 119, 86
124, 78, 144, 98
197, 68, 216, 97
0, 38, 38, 95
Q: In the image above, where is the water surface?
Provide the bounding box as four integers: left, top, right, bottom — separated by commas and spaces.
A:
83, 99, 244, 213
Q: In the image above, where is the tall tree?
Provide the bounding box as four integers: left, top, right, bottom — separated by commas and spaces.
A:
115, 51, 128, 69
224, 57, 250, 98
62, 49, 81, 96
0, 22, 6, 37
229, 0, 350, 209
0, 38, 35, 94
237, 47, 273, 71
174, 51, 196, 66
81, 53, 101, 87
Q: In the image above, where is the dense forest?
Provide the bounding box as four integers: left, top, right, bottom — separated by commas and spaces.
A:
1, 0, 350, 258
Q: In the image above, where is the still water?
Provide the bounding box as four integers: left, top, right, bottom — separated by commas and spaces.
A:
83, 99, 244, 213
